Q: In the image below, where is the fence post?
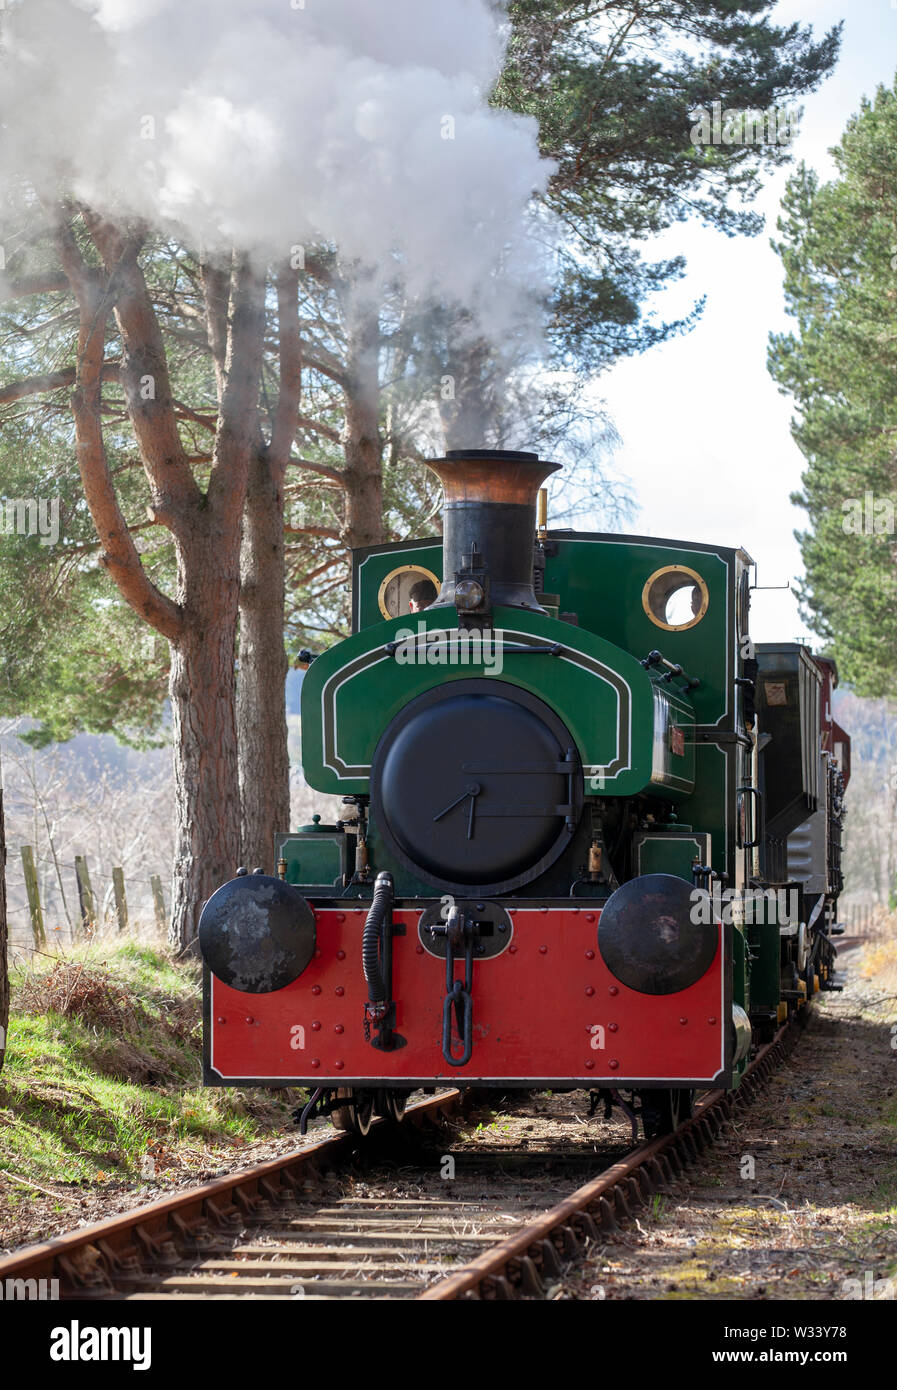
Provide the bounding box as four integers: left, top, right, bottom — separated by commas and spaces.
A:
20, 845, 46, 947
74, 856, 97, 933
150, 875, 167, 933
112, 867, 129, 933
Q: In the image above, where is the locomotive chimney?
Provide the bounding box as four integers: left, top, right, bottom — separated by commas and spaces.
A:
425, 449, 561, 616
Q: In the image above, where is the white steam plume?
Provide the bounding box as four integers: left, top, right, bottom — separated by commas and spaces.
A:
0, 0, 553, 334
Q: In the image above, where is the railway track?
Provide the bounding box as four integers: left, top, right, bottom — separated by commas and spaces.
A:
0, 1020, 803, 1301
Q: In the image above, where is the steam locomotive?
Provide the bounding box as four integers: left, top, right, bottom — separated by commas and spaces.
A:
199, 450, 850, 1138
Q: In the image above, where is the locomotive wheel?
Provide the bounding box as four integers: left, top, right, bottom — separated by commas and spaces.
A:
640, 1087, 694, 1139
330, 1088, 375, 1136
376, 1088, 407, 1123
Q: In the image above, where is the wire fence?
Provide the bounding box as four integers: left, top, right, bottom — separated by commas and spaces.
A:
5, 845, 168, 950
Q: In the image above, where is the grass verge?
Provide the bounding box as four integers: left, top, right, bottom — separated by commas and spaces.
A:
0, 939, 299, 1217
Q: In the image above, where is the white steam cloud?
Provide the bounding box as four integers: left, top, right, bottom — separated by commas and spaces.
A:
0, 0, 553, 331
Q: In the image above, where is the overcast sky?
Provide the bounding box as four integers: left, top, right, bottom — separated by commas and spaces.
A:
593, 0, 896, 645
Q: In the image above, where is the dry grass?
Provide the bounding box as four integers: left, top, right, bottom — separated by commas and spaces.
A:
13, 955, 200, 1051
15, 960, 139, 1032
858, 910, 897, 998
0, 940, 299, 1221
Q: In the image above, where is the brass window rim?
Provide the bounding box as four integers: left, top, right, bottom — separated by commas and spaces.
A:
377, 563, 441, 620
642, 564, 709, 632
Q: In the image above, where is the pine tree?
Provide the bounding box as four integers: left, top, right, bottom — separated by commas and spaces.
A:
499, 0, 842, 372
769, 79, 897, 697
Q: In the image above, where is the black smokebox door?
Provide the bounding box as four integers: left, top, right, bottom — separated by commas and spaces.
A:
371, 679, 582, 894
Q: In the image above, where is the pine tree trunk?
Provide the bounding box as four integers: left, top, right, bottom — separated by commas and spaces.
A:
0, 783, 8, 1078
45, 218, 266, 954
166, 259, 266, 951
342, 290, 384, 549
168, 543, 243, 950
235, 269, 299, 873
237, 449, 290, 872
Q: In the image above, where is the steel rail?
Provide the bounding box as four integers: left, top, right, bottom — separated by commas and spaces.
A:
419, 1019, 802, 1300
0, 1089, 463, 1297
0, 1017, 804, 1301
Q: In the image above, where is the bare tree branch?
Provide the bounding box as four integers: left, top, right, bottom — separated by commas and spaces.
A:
299, 343, 349, 389
84, 210, 202, 528
287, 456, 346, 486
44, 202, 183, 641
296, 413, 340, 444
0, 273, 70, 301
0, 363, 120, 405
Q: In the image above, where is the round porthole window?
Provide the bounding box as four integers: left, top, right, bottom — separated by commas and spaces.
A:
642, 565, 709, 632
377, 564, 440, 619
